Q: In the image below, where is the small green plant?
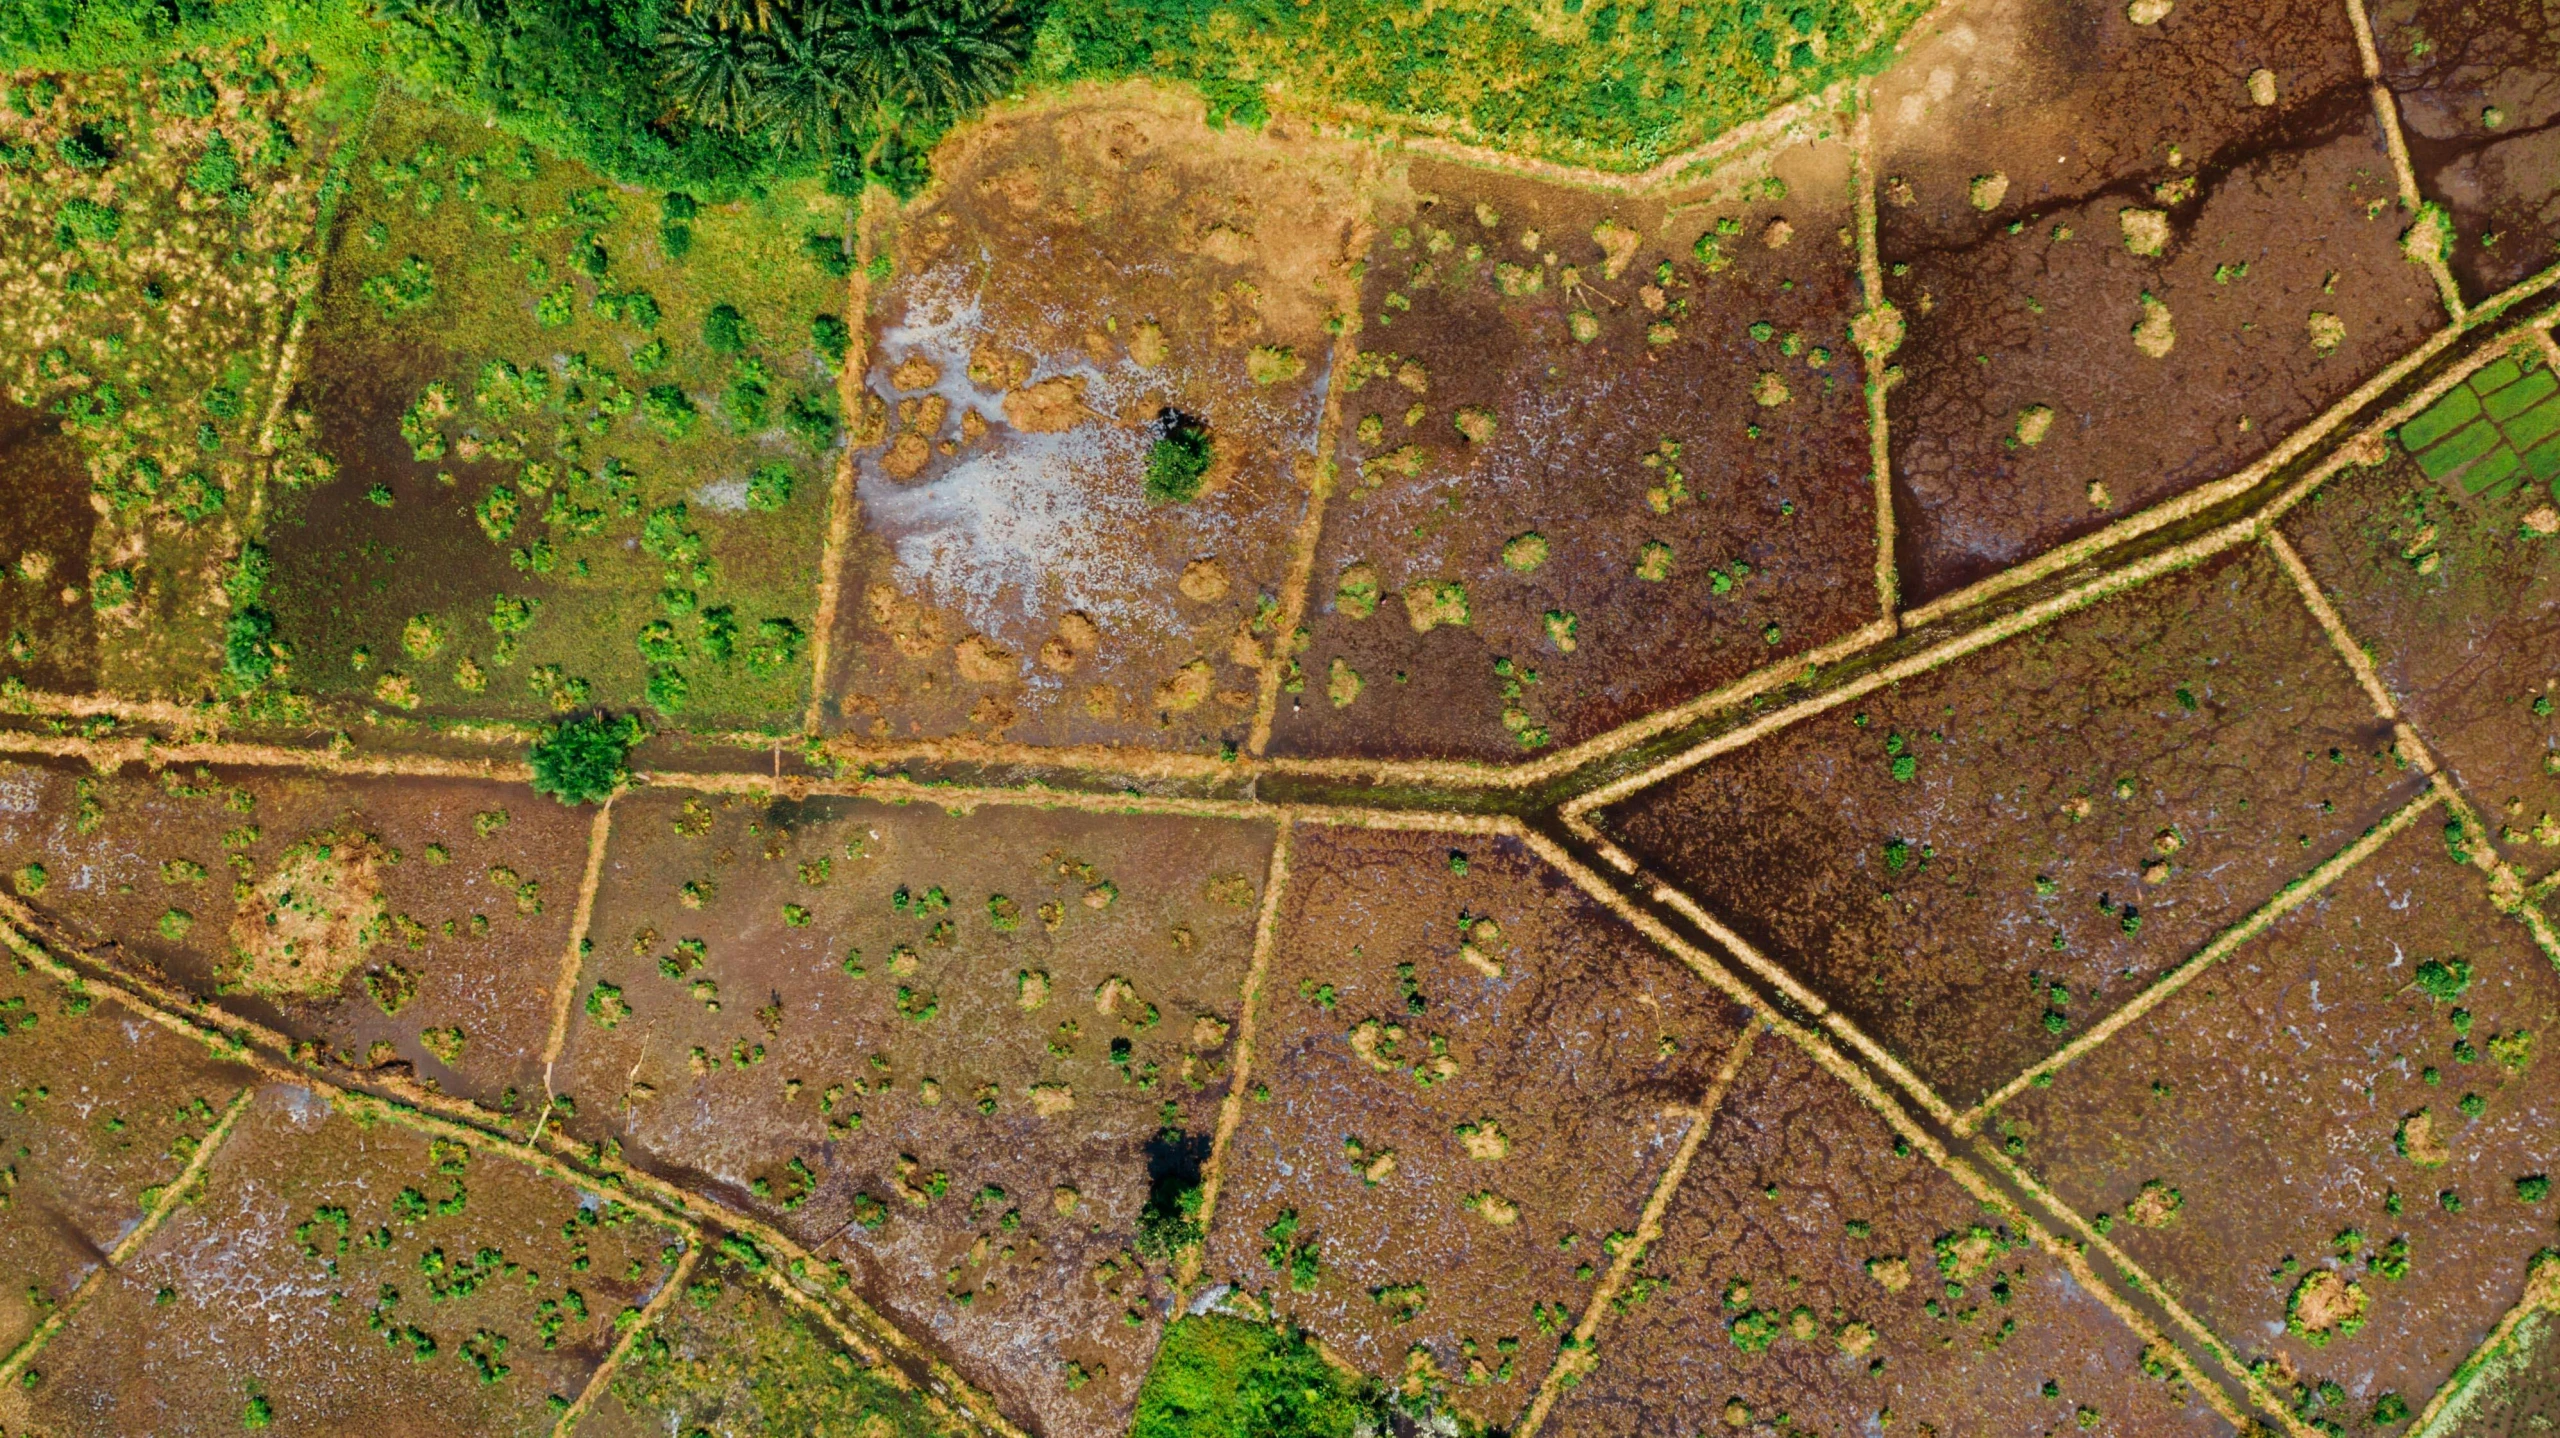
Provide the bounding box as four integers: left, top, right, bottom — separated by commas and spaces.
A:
703, 302, 753, 354
1144, 409, 1213, 504
529, 713, 645, 806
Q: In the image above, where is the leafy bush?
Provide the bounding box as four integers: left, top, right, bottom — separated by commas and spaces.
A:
745, 462, 794, 512
54, 125, 112, 169
810, 312, 849, 367
186, 133, 238, 195
801, 230, 853, 276
702, 302, 752, 354
529, 711, 646, 805
782, 390, 836, 450
641, 384, 699, 438
55, 197, 120, 245
1143, 407, 1212, 504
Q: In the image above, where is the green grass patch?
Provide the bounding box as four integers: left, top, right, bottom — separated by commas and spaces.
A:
1030, 0, 1934, 173
2403, 384, 2483, 452
1131, 1315, 1381, 1438
2416, 418, 2504, 480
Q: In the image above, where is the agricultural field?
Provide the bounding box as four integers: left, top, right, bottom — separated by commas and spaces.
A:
2370, 0, 2560, 303
1872, 0, 2444, 602
1264, 142, 1882, 762
0, 756, 589, 1108
1597, 545, 2425, 1108
4, 0, 2560, 1430
0, 41, 345, 700
269, 96, 846, 731
1987, 818, 2560, 1424
548, 791, 1274, 1435
1201, 825, 1752, 1429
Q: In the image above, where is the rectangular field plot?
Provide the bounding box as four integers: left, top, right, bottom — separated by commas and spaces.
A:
0, 757, 586, 1108
12, 1081, 685, 1436
551, 791, 1273, 1437
1990, 818, 2560, 1420
1202, 824, 1750, 1429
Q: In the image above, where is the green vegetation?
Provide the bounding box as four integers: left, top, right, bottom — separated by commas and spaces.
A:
613, 1260, 942, 1436
529, 711, 644, 805
1130, 1315, 1380, 1438
1145, 408, 1213, 505
1029, 0, 1933, 172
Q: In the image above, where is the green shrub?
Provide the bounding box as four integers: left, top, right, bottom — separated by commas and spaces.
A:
186, 133, 238, 195
55, 197, 120, 245
641, 384, 699, 438
802, 231, 853, 277
703, 302, 752, 354
745, 462, 794, 512
1144, 409, 1212, 504
810, 312, 850, 367
55, 125, 112, 169
783, 390, 837, 450
529, 712, 645, 806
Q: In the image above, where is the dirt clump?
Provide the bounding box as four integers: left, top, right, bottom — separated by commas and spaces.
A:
230, 829, 389, 996
954, 634, 1018, 684
1003, 376, 1090, 433
1038, 612, 1101, 673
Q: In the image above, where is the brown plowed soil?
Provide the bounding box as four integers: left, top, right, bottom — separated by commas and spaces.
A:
0, 401, 99, 695
1604, 545, 2422, 1107
550, 789, 1272, 1438
1201, 825, 1750, 1428
0, 965, 250, 1358
2372, 0, 2560, 304
1266, 146, 1879, 762
1993, 819, 2560, 1417
1541, 1037, 2231, 1438
2281, 444, 2560, 880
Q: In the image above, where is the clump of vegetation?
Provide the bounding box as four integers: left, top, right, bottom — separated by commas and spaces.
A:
1130, 1315, 1381, 1438
530, 712, 646, 805
1145, 407, 1213, 504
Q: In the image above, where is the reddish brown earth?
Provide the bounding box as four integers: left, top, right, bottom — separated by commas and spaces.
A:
1603, 546, 2423, 1107
1992, 820, 2560, 1417
1202, 825, 1750, 1428
2372, 0, 2560, 304
0, 967, 250, 1358
1541, 1037, 2230, 1438
9, 1080, 682, 1437
825, 95, 1366, 754
1874, 0, 2442, 601
550, 789, 1273, 1437
1266, 146, 1879, 762
0, 757, 585, 1108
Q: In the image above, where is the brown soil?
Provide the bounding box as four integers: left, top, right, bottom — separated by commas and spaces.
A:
10, 1080, 682, 1436
1265, 145, 1879, 762
1874, 0, 2441, 602
0, 964, 251, 1357
1200, 826, 1750, 1428
0, 757, 585, 1108
1603, 545, 2424, 1107
549, 789, 1274, 1438
0, 400, 100, 694
823, 93, 1367, 755
2372, 0, 2560, 303
1539, 1038, 2228, 1438
2281, 446, 2560, 882
1993, 818, 2560, 1406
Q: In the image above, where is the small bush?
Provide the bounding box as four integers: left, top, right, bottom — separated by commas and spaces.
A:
802, 232, 854, 277
745, 463, 794, 512
55, 198, 120, 245
703, 302, 752, 354
811, 313, 850, 368
641, 385, 699, 439
1144, 408, 1212, 504
783, 391, 838, 450
529, 713, 645, 806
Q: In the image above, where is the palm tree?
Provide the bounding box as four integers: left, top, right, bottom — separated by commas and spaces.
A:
744, 0, 864, 152
659, 3, 771, 133
842, 0, 1029, 122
